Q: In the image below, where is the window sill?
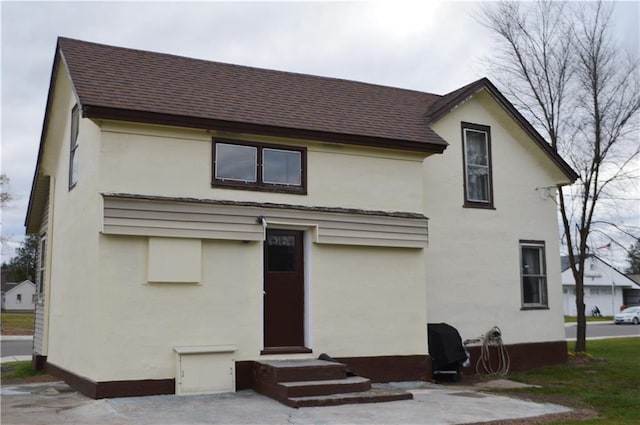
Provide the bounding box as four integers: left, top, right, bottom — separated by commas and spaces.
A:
521, 306, 549, 311
463, 202, 495, 210
260, 346, 312, 355
211, 181, 307, 195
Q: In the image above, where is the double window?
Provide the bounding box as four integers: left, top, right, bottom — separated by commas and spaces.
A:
520, 241, 548, 308
69, 104, 79, 189
212, 139, 306, 194
462, 122, 493, 208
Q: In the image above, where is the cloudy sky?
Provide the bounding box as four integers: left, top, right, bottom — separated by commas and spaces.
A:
1, 1, 639, 266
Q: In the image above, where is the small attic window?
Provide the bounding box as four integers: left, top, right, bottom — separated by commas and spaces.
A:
461, 122, 493, 209
69, 104, 79, 189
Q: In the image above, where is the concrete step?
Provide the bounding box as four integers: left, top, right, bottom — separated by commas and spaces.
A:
254, 359, 346, 383
284, 387, 413, 408
278, 376, 371, 398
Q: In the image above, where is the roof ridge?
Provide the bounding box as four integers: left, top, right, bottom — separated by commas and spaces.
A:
57, 36, 440, 98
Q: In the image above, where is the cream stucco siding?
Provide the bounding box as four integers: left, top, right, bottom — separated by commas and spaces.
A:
86, 119, 429, 382
38, 93, 430, 384
98, 124, 425, 214
424, 90, 566, 345
91, 234, 426, 382
35, 64, 105, 378
313, 245, 427, 357
92, 236, 261, 381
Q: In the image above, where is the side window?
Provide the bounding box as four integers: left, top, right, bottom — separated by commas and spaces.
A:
520, 241, 548, 308
212, 139, 306, 194
69, 104, 79, 189
462, 122, 493, 208
38, 234, 47, 294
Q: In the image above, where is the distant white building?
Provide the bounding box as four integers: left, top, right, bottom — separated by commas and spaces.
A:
1, 280, 36, 311
562, 256, 640, 316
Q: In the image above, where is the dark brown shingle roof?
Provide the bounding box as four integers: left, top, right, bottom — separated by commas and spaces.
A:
58, 37, 448, 153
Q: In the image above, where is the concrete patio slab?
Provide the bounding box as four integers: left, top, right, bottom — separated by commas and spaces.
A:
1, 380, 572, 425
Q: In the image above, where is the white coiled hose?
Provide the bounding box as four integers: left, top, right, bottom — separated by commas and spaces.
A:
475, 326, 510, 376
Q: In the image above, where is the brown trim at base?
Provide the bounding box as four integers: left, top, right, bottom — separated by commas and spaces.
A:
464, 340, 567, 374
334, 355, 432, 383
235, 361, 255, 390
260, 346, 313, 355
235, 356, 431, 391
46, 362, 98, 398
46, 362, 175, 399
95, 379, 175, 399
32, 354, 47, 371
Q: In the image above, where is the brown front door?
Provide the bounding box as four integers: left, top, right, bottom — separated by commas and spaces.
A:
263, 229, 305, 350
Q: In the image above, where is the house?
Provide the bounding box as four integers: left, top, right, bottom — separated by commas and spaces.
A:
562, 255, 640, 316
25, 37, 577, 400
1, 280, 36, 311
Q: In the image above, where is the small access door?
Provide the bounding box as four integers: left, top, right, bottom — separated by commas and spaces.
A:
263, 229, 306, 352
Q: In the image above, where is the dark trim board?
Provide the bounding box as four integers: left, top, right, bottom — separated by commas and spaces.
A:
32, 354, 47, 371
82, 105, 448, 155
464, 340, 567, 374
39, 340, 567, 398
45, 362, 174, 399
335, 355, 432, 383
236, 361, 255, 390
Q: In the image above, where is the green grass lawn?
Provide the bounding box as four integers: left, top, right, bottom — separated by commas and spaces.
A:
0, 312, 35, 335
1, 361, 43, 379
500, 338, 640, 424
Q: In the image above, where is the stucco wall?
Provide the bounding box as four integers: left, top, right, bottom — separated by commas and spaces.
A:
91, 234, 426, 382
424, 90, 568, 345
312, 244, 427, 357
82, 121, 431, 382
98, 124, 426, 213
39, 64, 103, 378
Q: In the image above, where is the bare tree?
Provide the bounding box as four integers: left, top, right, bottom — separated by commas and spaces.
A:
480, 1, 640, 353
1, 174, 13, 246
0, 174, 11, 206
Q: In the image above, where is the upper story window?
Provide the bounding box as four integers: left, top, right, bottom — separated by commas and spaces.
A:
212, 139, 306, 194
38, 233, 47, 294
69, 104, 79, 189
461, 122, 493, 208
520, 240, 548, 309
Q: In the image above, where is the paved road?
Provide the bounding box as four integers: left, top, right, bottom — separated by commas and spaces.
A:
565, 322, 640, 340
1, 339, 32, 357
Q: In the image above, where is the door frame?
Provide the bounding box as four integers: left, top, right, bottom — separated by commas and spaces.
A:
260, 225, 312, 355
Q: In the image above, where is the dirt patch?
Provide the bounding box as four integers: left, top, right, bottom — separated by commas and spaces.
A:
0, 330, 34, 336
567, 354, 607, 365
466, 409, 599, 424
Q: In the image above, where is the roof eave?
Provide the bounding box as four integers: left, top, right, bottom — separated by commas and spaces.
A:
82, 105, 448, 155
25, 39, 63, 233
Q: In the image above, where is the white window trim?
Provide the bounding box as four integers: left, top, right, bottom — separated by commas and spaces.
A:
462, 122, 493, 208
520, 241, 548, 309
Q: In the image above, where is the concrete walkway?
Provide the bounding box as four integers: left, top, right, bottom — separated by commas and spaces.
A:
1, 381, 572, 425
